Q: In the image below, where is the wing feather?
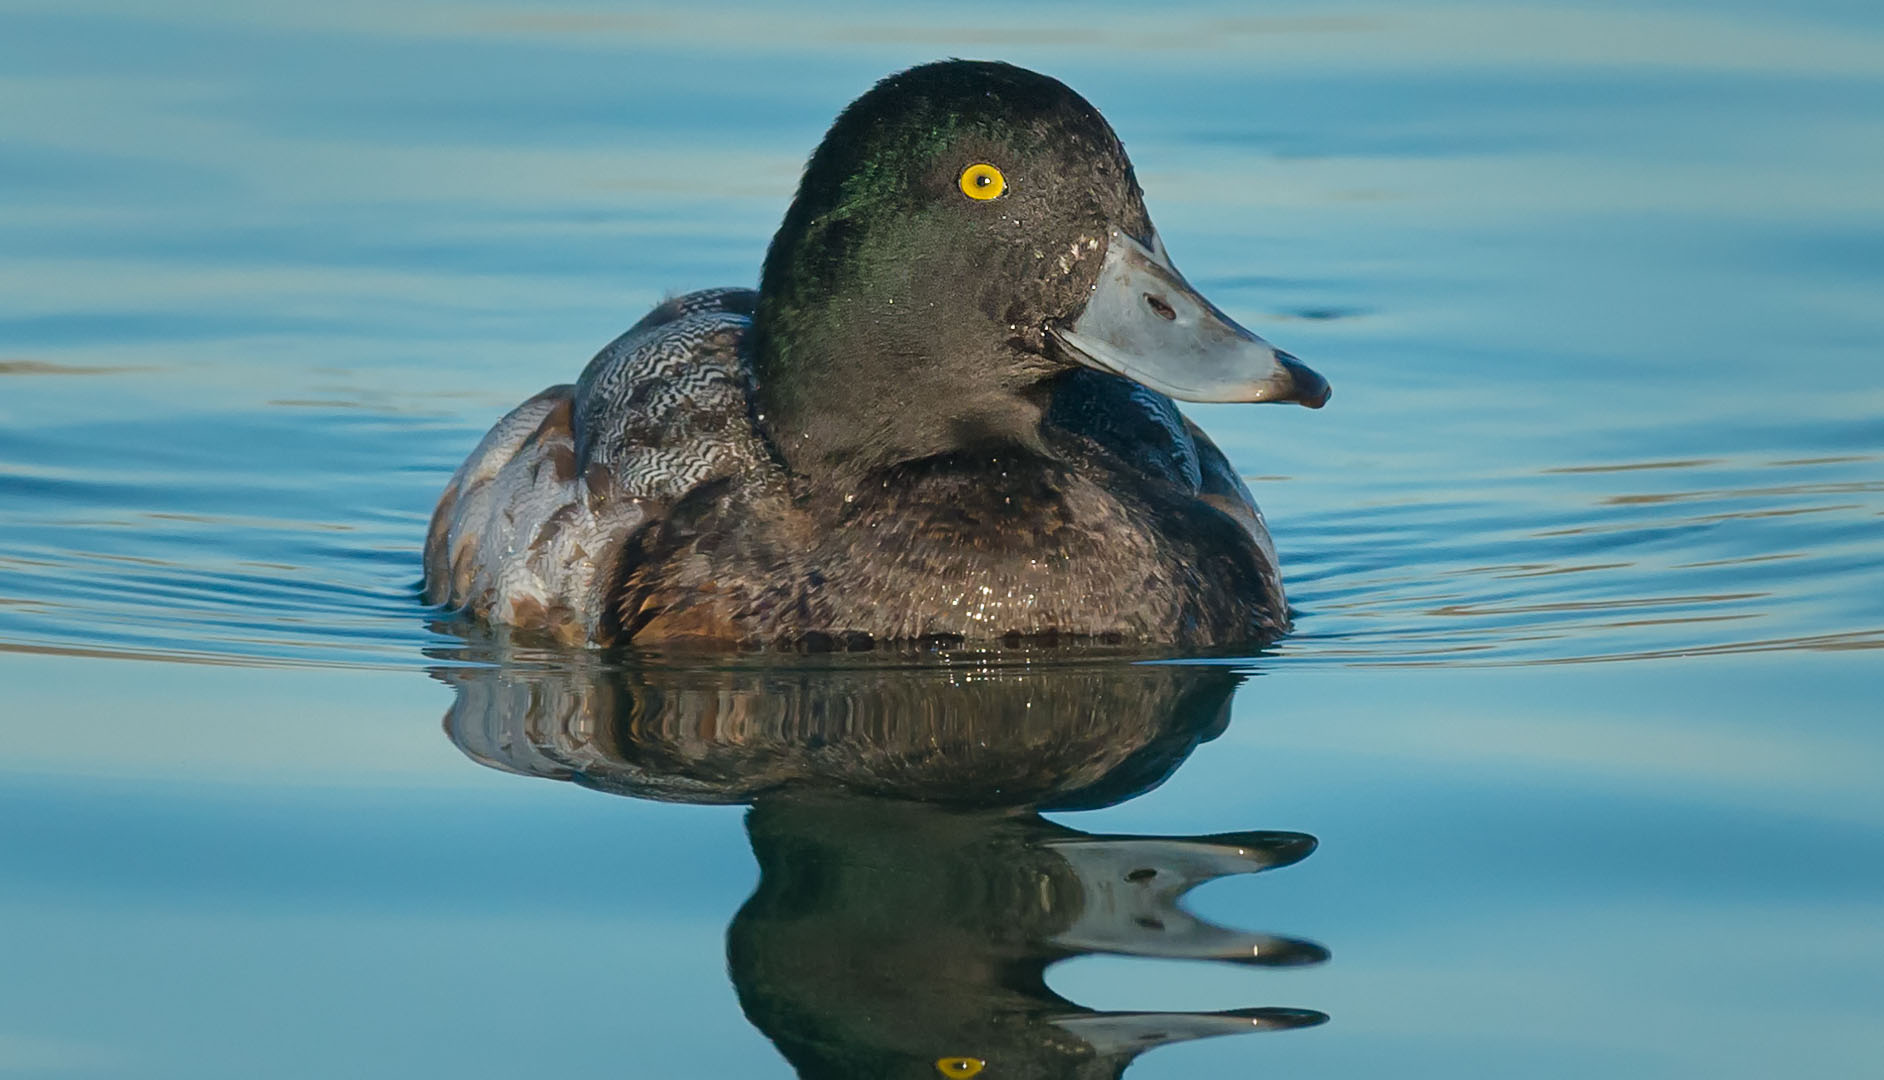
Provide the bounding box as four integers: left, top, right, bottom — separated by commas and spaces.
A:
1048, 368, 1281, 594
422, 288, 768, 643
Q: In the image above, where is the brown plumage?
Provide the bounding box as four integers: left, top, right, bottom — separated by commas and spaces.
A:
423, 61, 1328, 650
422, 289, 1287, 648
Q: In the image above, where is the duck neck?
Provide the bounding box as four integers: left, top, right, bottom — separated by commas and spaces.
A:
750, 306, 1060, 488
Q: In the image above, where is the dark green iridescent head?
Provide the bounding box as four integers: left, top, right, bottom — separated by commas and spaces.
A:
752, 60, 1152, 479
752, 60, 1328, 484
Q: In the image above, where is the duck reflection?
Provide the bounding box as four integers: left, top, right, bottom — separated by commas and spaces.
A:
438, 654, 1327, 1077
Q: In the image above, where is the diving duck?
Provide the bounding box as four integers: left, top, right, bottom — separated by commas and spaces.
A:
422, 60, 1329, 649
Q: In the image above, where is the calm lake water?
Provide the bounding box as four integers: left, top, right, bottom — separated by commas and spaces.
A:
3, 1, 1882, 1076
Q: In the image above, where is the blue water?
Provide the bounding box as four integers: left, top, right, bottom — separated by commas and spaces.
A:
3, 1, 1882, 1076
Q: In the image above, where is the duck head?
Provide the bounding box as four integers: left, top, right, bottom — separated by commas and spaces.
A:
752, 59, 1329, 483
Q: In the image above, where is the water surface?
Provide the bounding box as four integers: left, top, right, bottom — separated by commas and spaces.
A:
2, 1, 1881, 1077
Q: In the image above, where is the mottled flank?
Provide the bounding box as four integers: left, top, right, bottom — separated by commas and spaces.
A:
423, 289, 774, 644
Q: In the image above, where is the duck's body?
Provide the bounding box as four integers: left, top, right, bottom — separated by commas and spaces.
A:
424, 288, 1282, 647
423, 61, 1327, 649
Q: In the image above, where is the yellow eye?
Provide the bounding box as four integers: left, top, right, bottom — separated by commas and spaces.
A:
936, 1057, 985, 1078
958, 163, 1006, 200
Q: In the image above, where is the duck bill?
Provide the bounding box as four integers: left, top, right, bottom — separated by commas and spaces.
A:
1050, 228, 1330, 408
1052, 1007, 1329, 1056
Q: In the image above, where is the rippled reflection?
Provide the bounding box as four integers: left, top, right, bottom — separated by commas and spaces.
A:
1283, 449, 1884, 665
439, 654, 1327, 1077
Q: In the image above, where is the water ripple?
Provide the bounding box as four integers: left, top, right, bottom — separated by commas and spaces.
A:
1, 395, 1876, 671
1278, 447, 1884, 666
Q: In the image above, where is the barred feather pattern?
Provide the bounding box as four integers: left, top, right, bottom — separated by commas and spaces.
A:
422, 288, 775, 644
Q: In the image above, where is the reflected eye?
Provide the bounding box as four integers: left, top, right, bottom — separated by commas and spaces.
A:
936, 1057, 986, 1078
958, 163, 1006, 200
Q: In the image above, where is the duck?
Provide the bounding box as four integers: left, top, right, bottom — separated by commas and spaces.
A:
422, 59, 1329, 650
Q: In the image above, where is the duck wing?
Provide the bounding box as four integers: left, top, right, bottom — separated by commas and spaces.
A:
1047, 369, 1280, 575
422, 288, 771, 643
1184, 415, 1279, 575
